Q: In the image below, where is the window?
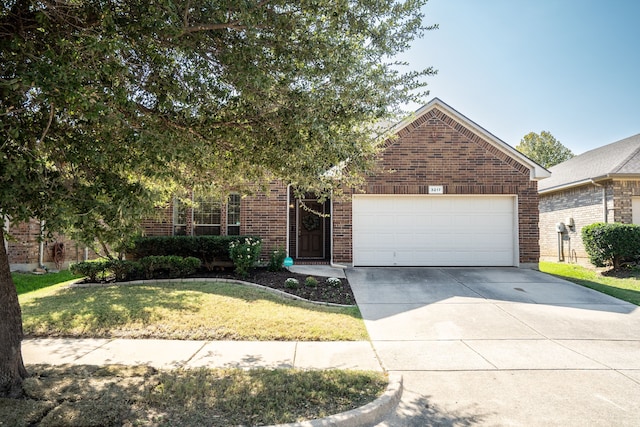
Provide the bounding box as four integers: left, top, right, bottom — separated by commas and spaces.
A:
193, 194, 221, 236
173, 198, 187, 236
227, 194, 241, 235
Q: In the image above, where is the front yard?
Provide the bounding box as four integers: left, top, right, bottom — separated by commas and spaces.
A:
19, 280, 368, 341
6, 271, 381, 426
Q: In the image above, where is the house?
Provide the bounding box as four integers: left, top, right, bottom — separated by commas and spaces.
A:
6, 98, 549, 270
142, 98, 549, 269
539, 133, 640, 265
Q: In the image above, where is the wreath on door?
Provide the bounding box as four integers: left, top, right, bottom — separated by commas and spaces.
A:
302, 214, 321, 231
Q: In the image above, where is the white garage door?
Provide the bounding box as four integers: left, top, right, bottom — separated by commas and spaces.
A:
352, 195, 517, 266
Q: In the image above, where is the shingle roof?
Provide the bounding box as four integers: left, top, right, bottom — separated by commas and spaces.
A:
539, 133, 640, 192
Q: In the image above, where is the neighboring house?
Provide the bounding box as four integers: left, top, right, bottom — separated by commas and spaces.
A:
6, 98, 549, 270
538, 133, 640, 265
143, 98, 549, 269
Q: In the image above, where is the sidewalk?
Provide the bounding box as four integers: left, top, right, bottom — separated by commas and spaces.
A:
22, 338, 382, 371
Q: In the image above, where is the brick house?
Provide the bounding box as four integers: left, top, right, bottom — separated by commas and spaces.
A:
539, 133, 640, 265
143, 98, 549, 269
6, 98, 549, 270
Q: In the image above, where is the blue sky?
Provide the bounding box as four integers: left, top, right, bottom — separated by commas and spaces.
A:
400, 0, 640, 154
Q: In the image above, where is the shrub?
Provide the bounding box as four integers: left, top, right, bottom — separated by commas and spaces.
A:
229, 237, 262, 277
129, 235, 261, 270
582, 222, 640, 269
326, 277, 342, 287
304, 276, 318, 287
106, 259, 141, 282
138, 256, 201, 279
268, 247, 287, 272
70, 261, 109, 282
284, 278, 299, 289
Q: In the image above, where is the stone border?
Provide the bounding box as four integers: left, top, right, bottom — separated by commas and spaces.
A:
67, 277, 355, 308
266, 373, 403, 427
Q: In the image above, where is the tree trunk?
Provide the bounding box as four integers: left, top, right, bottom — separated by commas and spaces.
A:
0, 226, 28, 398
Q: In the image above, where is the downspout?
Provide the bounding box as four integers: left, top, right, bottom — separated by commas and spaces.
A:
591, 180, 607, 222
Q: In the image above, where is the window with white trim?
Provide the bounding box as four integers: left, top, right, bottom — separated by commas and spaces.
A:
227, 194, 241, 235
193, 194, 221, 236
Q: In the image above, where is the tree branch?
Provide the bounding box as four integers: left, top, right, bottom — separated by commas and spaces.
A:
38, 103, 55, 143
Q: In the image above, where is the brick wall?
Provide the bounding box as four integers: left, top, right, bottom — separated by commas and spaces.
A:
332, 106, 540, 265
539, 179, 640, 265
7, 218, 96, 270
539, 185, 606, 264
612, 180, 640, 223
142, 183, 290, 263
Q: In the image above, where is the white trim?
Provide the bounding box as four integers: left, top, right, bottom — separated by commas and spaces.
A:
392, 98, 550, 181
286, 185, 291, 257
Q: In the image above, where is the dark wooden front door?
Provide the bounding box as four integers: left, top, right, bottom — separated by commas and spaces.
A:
297, 200, 325, 258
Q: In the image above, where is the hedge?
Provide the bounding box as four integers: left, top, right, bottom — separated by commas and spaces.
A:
71, 256, 201, 282
582, 222, 640, 269
127, 235, 260, 270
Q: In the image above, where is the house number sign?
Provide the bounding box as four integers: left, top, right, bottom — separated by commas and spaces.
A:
428, 185, 444, 194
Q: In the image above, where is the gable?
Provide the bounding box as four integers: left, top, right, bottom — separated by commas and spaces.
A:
387, 98, 549, 181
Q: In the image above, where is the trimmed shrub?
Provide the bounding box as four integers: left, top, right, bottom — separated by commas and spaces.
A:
70, 261, 109, 282
106, 259, 141, 282
284, 278, 299, 289
582, 222, 640, 269
304, 276, 318, 287
268, 247, 287, 272
229, 237, 262, 277
138, 256, 201, 279
128, 235, 260, 270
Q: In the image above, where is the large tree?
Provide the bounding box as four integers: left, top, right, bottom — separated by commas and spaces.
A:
516, 131, 574, 168
0, 0, 435, 396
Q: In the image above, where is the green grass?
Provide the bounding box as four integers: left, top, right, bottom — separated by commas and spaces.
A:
1, 365, 387, 426
540, 261, 640, 305
20, 281, 368, 341
12, 270, 82, 295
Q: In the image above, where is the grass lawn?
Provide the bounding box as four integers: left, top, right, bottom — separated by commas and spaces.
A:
540, 261, 640, 305
0, 365, 387, 427
12, 270, 82, 295
20, 281, 368, 341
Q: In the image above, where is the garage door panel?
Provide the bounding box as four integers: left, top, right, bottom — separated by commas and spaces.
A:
353, 195, 516, 267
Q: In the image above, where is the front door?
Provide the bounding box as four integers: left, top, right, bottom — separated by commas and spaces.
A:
297, 200, 325, 258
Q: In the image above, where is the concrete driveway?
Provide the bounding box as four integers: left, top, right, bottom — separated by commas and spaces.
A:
345, 267, 640, 426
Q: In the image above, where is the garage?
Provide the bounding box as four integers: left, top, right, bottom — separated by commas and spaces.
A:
352, 195, 517, 267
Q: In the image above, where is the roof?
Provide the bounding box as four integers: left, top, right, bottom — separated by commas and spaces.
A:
538, 133, 640, 193
391, 98, 551, 181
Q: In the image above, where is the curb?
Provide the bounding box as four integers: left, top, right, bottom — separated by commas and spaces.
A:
68, 277, 356, 308
266, 373, 402, 427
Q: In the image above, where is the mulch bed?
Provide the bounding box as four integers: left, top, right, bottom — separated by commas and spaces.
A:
190, 267, 356, 305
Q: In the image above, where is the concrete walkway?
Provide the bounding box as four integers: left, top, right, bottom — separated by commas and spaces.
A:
346, 267, 640, 426
23, 339, 381, 371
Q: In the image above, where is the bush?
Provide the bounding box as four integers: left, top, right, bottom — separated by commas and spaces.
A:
129, 235, 261, 270
284, 278, 299, 289
268, 247, 287, 272
326, 277, 342, 287
70, 261, 109, 282
228, 237, 262, 277
304, 276, 318, 287
582, 222, 640, 268
106, 259, 141, 282
138, 256, 201, 279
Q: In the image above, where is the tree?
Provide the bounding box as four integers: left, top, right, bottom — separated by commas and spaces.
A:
0, 0, 436, 396
516, 131, 574, 168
